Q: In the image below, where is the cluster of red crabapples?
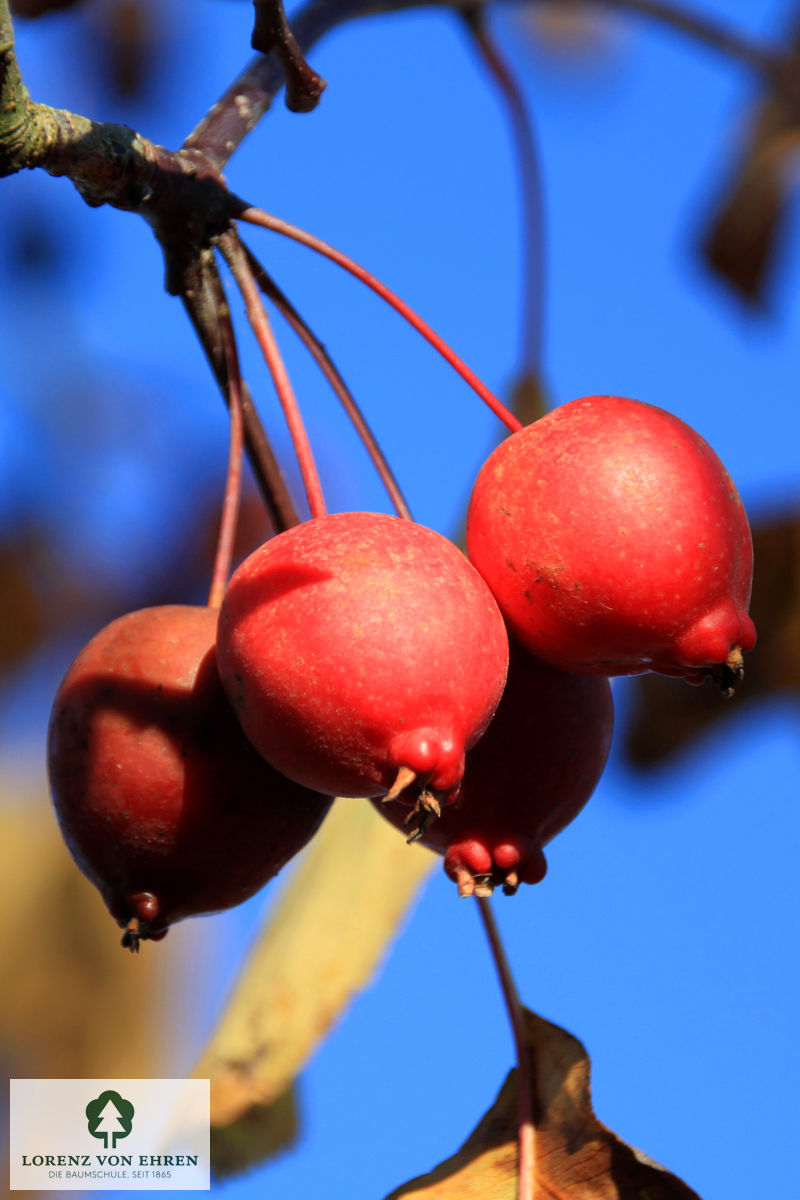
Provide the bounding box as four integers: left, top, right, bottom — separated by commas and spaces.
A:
48, 394, 755, 946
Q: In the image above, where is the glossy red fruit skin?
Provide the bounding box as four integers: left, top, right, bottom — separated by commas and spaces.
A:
466, 395, 756, 681
216, 512, 509, 801
48, 605, 332, 941
374, 640, 614, 895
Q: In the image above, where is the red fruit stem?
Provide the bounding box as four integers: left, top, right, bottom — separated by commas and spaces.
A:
466, 9, 545, 379
235, 204, 523, 435
240, 241, 413, 520
221, 235, 327, 520
179, 260, 300, 534
476, 897, 535, 1200
207, 293, 246, 609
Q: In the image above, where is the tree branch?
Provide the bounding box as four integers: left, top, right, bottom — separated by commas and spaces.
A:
2, 8, 140, 194
251, 0, 327, 112
185, 0, 793, 167
179, 248, 300, 533
606, 0, 789, 81
1, 0, 236, 230
3, 0, 794, 199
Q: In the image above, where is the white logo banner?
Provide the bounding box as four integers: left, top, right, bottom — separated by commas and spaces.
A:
9, 1079, 210, 1191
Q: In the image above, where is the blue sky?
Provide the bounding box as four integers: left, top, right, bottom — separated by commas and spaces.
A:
2, 1, 798, 1197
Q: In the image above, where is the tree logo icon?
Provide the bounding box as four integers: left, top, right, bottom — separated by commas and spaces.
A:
85, 1090, 135, 1149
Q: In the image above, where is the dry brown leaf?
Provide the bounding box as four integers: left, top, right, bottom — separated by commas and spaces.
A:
702, 126, 800, 306
194, 797, 435, 1170
625, 511, 800, 769
387, 1007, 701, 1200
701, 13, 800, 305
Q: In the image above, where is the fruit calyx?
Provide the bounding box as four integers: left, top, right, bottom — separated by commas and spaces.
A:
385, 780, 446, 842
121, 921, 144, 954
120, 918, 166, 954
118, 892, 169, 952
387, 727, 464, 797
708, 646, 745, 698
446, 840, 548, 899
381, 728, 467, 837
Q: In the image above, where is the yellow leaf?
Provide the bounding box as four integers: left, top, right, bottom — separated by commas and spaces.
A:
386, 1007, 701, 1199
194, 797, 435, 1170
0, 784, 162, 1080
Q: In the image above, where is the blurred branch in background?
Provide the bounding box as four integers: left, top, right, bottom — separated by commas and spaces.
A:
600, 0, 789, 79
700, 6, 800, 305
83, 0, 163, 102
464, 5, 548, 426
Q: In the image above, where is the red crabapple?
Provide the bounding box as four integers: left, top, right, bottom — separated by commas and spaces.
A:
374, 639, 614, 896
48, 605, 332, 949
466, 395, 755, 688
216, 511, 509, 811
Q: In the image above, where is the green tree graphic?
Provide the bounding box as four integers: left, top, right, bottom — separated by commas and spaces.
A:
85, 1090, 134, 1149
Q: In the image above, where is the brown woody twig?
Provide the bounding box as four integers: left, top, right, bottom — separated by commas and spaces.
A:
251, 0, 327, 112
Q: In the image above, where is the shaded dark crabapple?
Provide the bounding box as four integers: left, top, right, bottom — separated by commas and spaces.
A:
374, 638, 614, 897
48, 604, 332, 950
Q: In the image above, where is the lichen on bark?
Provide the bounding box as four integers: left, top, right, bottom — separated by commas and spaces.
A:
0, 1, 158, 207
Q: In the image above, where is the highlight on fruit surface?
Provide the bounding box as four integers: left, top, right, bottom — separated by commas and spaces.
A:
373, 639, 614, 897
466, 394, 756, 689
48, 605, 333, 950
216, 511, 510, 814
